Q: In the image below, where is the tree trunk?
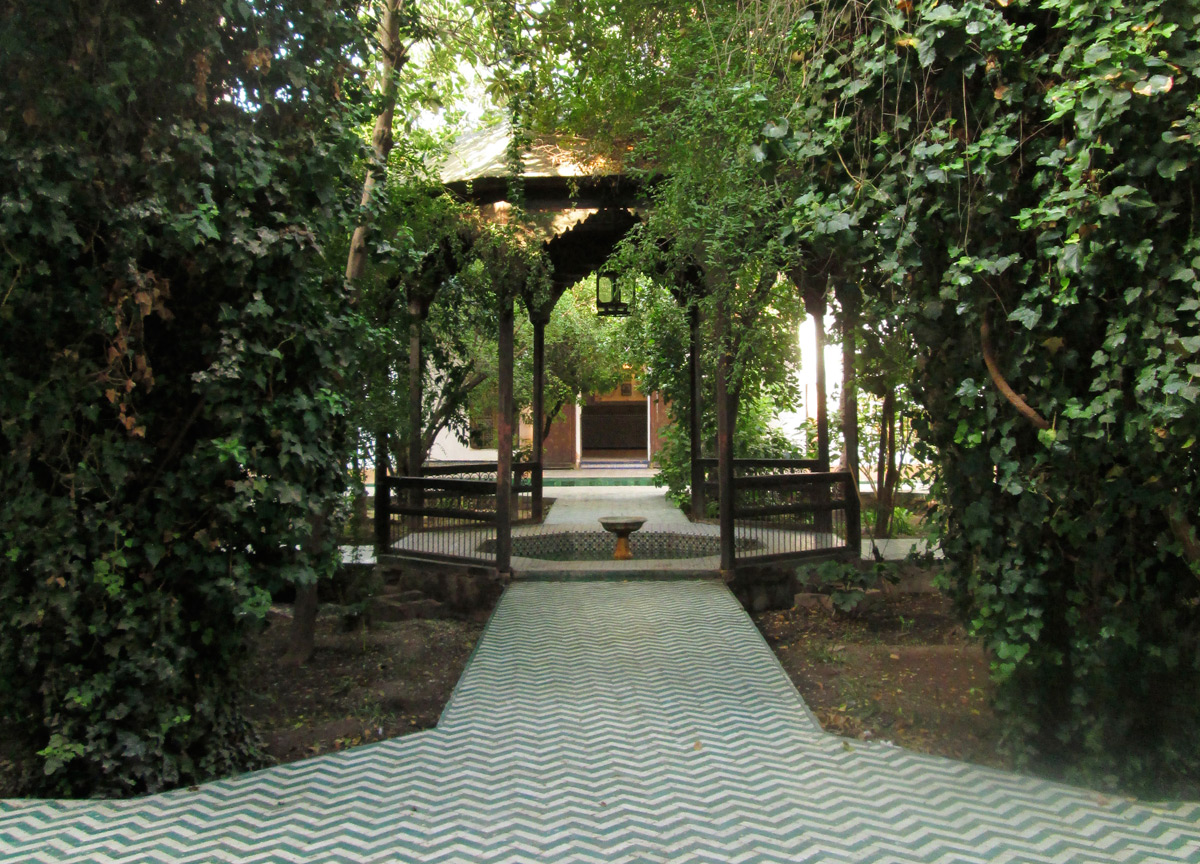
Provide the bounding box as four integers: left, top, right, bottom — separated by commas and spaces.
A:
875, 388, 897, 537
875, 396, 887, 534
716, 307, 737, 575
345, 1, 405, 284
283, 511, 327, 667
289, 0, 406, 668
813, 309, 829, 469
883, 394, 899, 535
542, 397, 567, 441
839, 288, 859, 486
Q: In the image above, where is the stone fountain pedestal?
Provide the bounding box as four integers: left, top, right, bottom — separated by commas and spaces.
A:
598, 517, 647, 560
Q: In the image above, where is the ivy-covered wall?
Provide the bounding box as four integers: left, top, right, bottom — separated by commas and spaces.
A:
522, 0, 1199, 794
0, 2, 368, 796
899, 0, 1200, 794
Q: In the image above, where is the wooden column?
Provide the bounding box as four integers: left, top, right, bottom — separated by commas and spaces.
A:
373, 431, 390, 554
406, 295, 426, 530
530, 312, 547, 523
689, 303, 705, 520
844, 473, 862, 557
496, 297, 514, 576
715, 307, 736, 576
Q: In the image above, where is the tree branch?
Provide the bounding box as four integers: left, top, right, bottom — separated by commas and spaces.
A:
542, 397, 567, 442
345, 0, 405, 286
420, 370, 488, 457
980, 316, 1050, 430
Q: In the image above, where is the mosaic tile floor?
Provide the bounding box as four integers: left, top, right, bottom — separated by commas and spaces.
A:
2, 580, 1198, 863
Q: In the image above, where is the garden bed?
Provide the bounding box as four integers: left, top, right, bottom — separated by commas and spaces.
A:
754, 583, 1008, 770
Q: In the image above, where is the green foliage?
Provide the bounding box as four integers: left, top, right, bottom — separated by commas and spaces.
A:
862, 507, 919, 539
773, 0, 1200, 794
616, 274, 802, 508
515, 280, 628, 440
0, 1, 368, 796
802, 559, 898, 613
345, 185, 495, 471
654, 395, 802, 511
894, 0, 1200, 796
521, 0, 1200, 795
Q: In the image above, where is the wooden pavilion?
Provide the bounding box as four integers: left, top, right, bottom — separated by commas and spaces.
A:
375, 124, 858, 580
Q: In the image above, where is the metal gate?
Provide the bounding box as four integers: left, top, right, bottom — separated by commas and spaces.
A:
697, 458, 861, 569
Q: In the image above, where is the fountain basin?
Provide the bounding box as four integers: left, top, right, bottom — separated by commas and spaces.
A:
598, 517, 648, 560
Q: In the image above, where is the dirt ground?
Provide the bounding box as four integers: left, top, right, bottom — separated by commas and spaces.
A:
754, 588, 1009, 770
242, 606, 484, 764
1, 582, 1005, 797
0, 608, 482, 798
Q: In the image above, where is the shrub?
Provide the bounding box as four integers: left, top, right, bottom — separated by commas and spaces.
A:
0, 1, 366, 796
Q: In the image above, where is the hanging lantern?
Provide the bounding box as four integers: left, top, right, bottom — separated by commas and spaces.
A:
595, 272, 631, 316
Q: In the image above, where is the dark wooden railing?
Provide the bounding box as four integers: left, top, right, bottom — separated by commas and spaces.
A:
697, 458, 860, 568
380, 461, 541, 568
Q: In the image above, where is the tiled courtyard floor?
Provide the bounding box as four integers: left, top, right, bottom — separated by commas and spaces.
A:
2, 580, 1198, 863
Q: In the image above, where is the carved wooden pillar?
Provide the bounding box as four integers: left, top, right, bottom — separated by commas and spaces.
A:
496, 297, 514, 576
689, 303, 705, 520
530, 310, 548, 523
715, 302, 736, 576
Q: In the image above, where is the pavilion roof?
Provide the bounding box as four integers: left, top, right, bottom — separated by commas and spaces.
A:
438, 121, 624, 185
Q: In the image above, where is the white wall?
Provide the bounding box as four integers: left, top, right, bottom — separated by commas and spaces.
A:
428, 428, 498, 463
774, 315, 843, 447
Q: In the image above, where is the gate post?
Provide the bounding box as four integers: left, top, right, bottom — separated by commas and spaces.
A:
844, 473, 862, 558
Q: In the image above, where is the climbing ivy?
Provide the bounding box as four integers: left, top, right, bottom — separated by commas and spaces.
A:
0, 1, 369, 795
522, 0, 1200, 795
894, 0, 1200, 795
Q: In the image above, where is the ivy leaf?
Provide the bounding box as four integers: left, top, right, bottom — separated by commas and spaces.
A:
1059, 243, 1082, 275
1132, 75, 1174, 97
763, 119, 789, 139
1009, 307, 1042, 329
144, 544, 166, 568
1157, 159, 1189, 180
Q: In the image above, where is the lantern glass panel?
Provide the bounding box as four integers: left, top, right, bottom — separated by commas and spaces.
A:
597, 275, 616, 305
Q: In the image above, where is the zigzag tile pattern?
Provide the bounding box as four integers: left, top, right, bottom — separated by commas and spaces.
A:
2, 580, 1198, 863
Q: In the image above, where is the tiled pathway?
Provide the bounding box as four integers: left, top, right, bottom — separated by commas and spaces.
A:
3, 581, 1198, 863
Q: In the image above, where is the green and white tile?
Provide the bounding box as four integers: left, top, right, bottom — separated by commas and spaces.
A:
2, 580, 1198, 863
